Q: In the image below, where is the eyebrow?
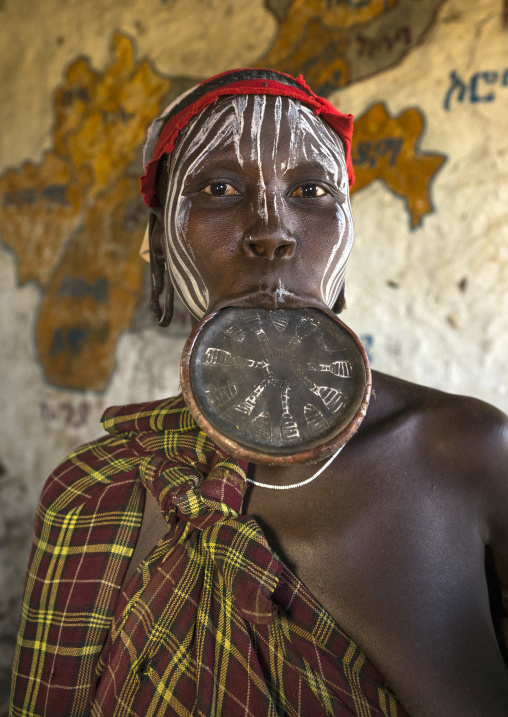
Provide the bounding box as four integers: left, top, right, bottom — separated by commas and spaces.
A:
186, 157, 245, 178
282, 161, 343, 183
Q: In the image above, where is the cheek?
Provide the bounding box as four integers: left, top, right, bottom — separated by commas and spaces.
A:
295, 201, 352, 305
320, 203, 353, 304
175, 203, 241, 292
300, 204, 349, 257
328, 202, 352, 249
184, 206, 234, 264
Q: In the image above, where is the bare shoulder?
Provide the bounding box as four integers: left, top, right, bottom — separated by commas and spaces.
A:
369, 369, 507, 433
365, 370, 508, 530
367, 370, 508, 464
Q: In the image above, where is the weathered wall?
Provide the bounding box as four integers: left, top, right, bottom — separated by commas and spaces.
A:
1, 0, 507, 698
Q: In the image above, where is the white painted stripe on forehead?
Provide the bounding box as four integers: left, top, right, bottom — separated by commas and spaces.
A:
176, 100, 247, 176
250, 95, 269, 224
296, 109, 346, 185
250, 95, 266, 160
272, 96, 282, 161
284, 100, 344, 184
233, 94, 248, 167
286, 99, 300, 171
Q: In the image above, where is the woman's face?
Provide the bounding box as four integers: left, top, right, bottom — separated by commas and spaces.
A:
162, 94, 353, 319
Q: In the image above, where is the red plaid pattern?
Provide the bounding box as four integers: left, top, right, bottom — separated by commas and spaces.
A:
12, 395, 408, 716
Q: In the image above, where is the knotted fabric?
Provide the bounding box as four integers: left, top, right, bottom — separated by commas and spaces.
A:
118, 402, 283, 625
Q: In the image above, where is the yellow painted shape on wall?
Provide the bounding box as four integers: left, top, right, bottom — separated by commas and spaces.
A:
0, 33, 172, 389
265, 0, 397, 67
259, 0, 396, 72
262, 18, 350, 88
351, 103, 446, 228
0, 154, 92, 287
35, 178, 146, 391
53, 59, 100, 158
66, 34, 171, 196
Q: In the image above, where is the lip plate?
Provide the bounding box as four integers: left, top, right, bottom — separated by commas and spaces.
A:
181, 305, 371, 466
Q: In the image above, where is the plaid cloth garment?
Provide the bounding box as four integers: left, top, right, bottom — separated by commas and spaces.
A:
11, 395, 410, 716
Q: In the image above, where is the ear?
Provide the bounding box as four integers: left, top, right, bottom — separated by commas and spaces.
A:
148, 206, 165, 258
331, 282, 347, 314
148, 207, 174, 327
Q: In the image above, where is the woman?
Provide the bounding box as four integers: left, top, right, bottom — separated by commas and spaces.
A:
11, 69, 508, 716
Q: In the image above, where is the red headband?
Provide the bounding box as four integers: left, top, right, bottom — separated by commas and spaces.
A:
140, 72, 355, 208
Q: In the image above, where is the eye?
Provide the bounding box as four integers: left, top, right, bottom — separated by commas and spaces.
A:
202, 182, 239, 197
291, 184, 327, 198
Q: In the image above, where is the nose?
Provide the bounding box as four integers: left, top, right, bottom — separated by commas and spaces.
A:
242, 188, 297, 259
242, 233, 296, 259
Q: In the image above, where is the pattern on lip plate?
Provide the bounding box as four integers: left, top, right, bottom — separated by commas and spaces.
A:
189, 307, 367, 455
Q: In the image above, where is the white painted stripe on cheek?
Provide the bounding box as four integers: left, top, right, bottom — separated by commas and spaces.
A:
165, 110, 236, 316
165, 98, 251, 317
280, 101, 353, 308
164, 147, 206, 315
165, 113, 231, 316
165, 174, 207, 318
296, 115, 353, 308
321, 195, 354, 306
324, 216, 352, 299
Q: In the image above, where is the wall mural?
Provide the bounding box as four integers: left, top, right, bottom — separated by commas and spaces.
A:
260, 0, 445, 92
0, 0, 447, 390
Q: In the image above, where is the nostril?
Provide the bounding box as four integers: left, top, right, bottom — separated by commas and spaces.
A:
277, 241, 296, 258
244, 237, 296, 258
250, 244, 265, 256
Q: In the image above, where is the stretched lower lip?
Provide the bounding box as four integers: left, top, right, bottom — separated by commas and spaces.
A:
234, 292, 279, 310
211, 290, 328, 313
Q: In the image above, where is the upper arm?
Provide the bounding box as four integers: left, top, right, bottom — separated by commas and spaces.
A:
458, 400, 508, 655
475, 404, 508, 578
435, 395, 508, 547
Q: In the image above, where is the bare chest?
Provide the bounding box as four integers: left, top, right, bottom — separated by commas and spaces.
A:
243, 458, 490, 663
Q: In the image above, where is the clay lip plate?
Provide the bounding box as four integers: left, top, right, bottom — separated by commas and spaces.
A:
181, 307, 371, 465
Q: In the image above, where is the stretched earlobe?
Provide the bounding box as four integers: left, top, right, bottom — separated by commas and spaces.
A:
148, 212, 174, 327
331, 282, 347, 314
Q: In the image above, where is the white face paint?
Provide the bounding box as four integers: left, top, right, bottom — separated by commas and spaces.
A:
284, 100, 353, 307
163, 99, 249, 318
163, 94, 353, 318
251, 96, 269, 224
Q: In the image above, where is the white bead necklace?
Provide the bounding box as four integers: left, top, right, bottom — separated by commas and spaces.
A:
245, 443, 345, 490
